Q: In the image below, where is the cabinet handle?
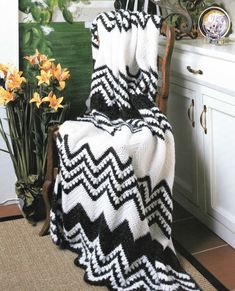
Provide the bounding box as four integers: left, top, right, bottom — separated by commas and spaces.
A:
200, 105, 207, 134
187, 66, 203, 75
187, 99, 195, 128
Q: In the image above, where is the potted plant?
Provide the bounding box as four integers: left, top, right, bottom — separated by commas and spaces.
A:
0, 50, 70, 223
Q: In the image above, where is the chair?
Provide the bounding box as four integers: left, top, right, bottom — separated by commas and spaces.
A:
39, 0, 175, 237
38, 5, 199, 291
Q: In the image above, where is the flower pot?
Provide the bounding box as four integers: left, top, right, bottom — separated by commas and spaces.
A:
16, 176, 46, 223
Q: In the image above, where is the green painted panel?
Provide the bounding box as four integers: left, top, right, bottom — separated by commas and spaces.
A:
19, 22, 93, 118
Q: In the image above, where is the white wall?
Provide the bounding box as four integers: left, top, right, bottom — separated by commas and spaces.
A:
216, 0, 235, 39
0, 0, 19, 205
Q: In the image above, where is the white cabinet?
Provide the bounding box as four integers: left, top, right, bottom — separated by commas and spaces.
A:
167, 83, 200, 206
203, 92, 235, 239
163, 39, 235, 248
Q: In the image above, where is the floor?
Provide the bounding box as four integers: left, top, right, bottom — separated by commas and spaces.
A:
173, 202, 235, 291
1, 201, 235, 290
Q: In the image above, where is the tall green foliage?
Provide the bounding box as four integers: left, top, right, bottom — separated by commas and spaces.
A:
19, 0, 90, 55
19, 22, 93, 117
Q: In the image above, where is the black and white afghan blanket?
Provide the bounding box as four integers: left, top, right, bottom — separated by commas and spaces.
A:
50, 10, 200, 291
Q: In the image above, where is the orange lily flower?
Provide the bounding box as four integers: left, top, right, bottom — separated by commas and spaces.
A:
24, 54, 39, 66
0, 87, 5, 105
24, 49, 48, 66
36, 70, 52, 86
0, 86, 15, 104
42, 92, 64, 111
35, 49, 48, 64
40, 60, 53, 72
0, 64, 10, 79
6, 69, 26, 91
52, 64, 70, 90
29, 92, 42, 108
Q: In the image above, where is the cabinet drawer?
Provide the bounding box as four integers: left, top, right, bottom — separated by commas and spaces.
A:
171, 50, 235, 94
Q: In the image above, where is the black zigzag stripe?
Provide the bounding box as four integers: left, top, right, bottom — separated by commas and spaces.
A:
94, 10, 163, 33
77, 110, 168, 139
91, 67, 130, 104
91, 40, 99, 49
138, 178, 173, 238
90, 24, 99, 49
52, 203, 197, 289
92, 65, 158, 96
140, 108, 172, 132
77, 112, 143, 136
91, 74, 130, 107
50, 202, 200, 290
96, 11, 118, 32
58, 138, 172, 237
90, 65, 158, 109
89, 66, 170, 135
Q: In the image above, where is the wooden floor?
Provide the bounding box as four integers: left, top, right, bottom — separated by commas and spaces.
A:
0, 204, 22, 218
1, 201, 235, 290
173, 202, 235, 290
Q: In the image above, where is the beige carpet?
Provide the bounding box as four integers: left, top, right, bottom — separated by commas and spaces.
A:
0, 219, 216, 291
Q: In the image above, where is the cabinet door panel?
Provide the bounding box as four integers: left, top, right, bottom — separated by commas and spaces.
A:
204, 95, 235, 233
168, 83, 199, 205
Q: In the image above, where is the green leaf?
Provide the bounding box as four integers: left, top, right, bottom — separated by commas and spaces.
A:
37, 41, 47, 54
19, 0, 32, 13
44, 47, 53, 57
40, 10, 52, 24
31, 26, 43, 38
31, 38, 41, 52
46, 0, 58, 8
23, 31, 32, 46
31, 6, 42, 22
28, 27, 43, 50
62, 8, 74, 24
58, 0, 66, 9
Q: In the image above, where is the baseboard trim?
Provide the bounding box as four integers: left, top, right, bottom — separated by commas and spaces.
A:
0, 215, 23, 222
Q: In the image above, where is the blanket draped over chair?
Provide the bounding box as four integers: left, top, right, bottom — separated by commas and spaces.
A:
50, 10, 200, 291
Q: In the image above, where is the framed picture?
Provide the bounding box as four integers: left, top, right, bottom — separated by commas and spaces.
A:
198, 6, 231, 40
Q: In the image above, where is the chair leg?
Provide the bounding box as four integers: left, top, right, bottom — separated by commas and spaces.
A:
39, 180, 52, 236
38, 125, 59, 236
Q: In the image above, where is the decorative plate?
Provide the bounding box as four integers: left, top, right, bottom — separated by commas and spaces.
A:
198, 6, 231, 40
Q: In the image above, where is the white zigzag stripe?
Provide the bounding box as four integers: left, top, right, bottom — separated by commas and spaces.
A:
92, 72, 130, 100
59, 144, 172, 229
60, 183, 170, 245
50, 213, 199, 291
60, 169, 172, 234
60, 146, 131, 180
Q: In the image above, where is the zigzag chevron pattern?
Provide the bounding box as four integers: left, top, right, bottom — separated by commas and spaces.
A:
77, 108, 171, 138
57, 138, 173, 238
51, 200, 200, 291
91, 10, 162, 34
89, 65, 158, 109
50, 9, 200, 291
88, 10, 162, 119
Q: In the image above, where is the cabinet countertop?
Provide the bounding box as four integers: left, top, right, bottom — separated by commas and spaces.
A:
161, 38, 235, 63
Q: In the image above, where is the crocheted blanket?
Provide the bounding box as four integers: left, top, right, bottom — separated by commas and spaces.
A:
50, 10, 200, 291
